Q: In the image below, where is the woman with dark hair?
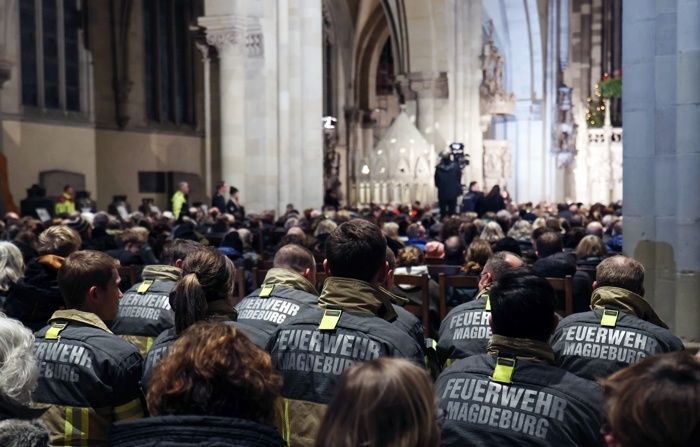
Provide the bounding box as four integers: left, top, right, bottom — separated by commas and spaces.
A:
141, 247, 238, 390
600, 352, 700, 447
109, 323, 285, 447
476, 185, 506, 217
315, 358, 439, 447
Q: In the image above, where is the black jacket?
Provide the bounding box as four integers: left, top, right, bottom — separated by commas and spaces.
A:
109, 265, 179, 356
461, 191, 483, 213
4, 255, 65, 331
436, 352, 603, 446
434, 161, 462, 201
476, 194, 505, 216
33, 310, 144, 446
552, 287, 684, 381
211, 193, 226, 214
234, 269, 319, 349
108, 415, 285, 447
265, 277, 425, 446
437, 291, 491, 365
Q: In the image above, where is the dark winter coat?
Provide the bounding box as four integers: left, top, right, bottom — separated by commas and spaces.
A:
3, 255, 65, 331
434, 161, 462, 201
0, 397, 49, 446
476, 194, 506, 216
108, 415, 285, 447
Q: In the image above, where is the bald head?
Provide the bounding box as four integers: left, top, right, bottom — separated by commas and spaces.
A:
445, 236, 467, 262
479, 251, 523, 290
273, 244, 316, 282
586, 221, 604, 238
595, 256, 644, 295
287, 226, 305, 237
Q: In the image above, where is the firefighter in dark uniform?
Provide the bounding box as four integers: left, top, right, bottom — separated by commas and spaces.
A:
266, 220, 425, 447
437, 251, 523, 366
109, 239, 200, 356
32, 251, 144, 446
234, 244, 319, 349
436, 268, 603, 446
141, 247, 238, 392
552, 256, 684, 381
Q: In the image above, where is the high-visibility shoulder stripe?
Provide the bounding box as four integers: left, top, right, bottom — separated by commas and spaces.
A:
64, 406, 89, 446
81, 407, 89, 445
284, 398, 291, 445
65, 406, 73, 446
146, 337, 154, 352
114, 398, 144, 421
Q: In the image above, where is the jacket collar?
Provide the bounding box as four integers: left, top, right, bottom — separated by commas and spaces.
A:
206, 299, 239, 321
262, 268, 319, 296
37, 255, 65, 271
141, 265, 181, 282
319, 277, 398, 322
487, 335, 555, 365
591, 286, 669, 329
49, 309, 112, 333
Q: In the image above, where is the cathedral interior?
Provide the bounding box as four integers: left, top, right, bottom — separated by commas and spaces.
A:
1, 1, 699, 339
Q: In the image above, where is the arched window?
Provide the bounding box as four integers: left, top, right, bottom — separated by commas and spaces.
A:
376, 37, 394, 96
20, 0, 81, 111
143, 0, 198, 125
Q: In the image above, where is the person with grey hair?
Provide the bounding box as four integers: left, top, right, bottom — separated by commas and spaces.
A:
0, 314, 50, 447
0, 242, 25, 310
552, 256, 684, 381
171, 181, 189, 219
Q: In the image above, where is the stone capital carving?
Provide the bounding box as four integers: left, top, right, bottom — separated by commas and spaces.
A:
406, 72, 449, 100
198, 15, 263, 58
479, 20, 516, 115
482, 139, 512, 191
552, 86, 577, 167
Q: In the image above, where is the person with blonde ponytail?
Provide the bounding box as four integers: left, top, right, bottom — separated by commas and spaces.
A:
141, 247, 237, 390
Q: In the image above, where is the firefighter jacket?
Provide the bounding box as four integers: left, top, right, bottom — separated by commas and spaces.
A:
140, 299, 238, 393
265, 276, 425, 447
234, 268, 319, 349
436, 335, 603, 447
437, 288, 491, 366
551, 286, 684, 381
109, 265, 180, 356
108, 415, 286, 447
55, 192, 75, 216
32, 310, 144, 447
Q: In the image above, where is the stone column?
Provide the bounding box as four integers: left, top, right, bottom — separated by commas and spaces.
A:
621, 0, 700, 341
198, 15, 249, 205
674, 0, 700, 340
448, 0, 486, 190
194, 39, 215, 196
409, 73, 437, 150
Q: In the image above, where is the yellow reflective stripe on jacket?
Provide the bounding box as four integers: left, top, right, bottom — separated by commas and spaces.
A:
146, 337, 154, 353
114, 398, 144, 421
284, 398, 291, 445
64, 406, 89, 446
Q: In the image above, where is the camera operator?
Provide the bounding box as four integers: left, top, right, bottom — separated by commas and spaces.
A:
434, 144, 465, 219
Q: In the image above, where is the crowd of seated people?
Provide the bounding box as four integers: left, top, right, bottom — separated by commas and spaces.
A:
0, 196, 698, 447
